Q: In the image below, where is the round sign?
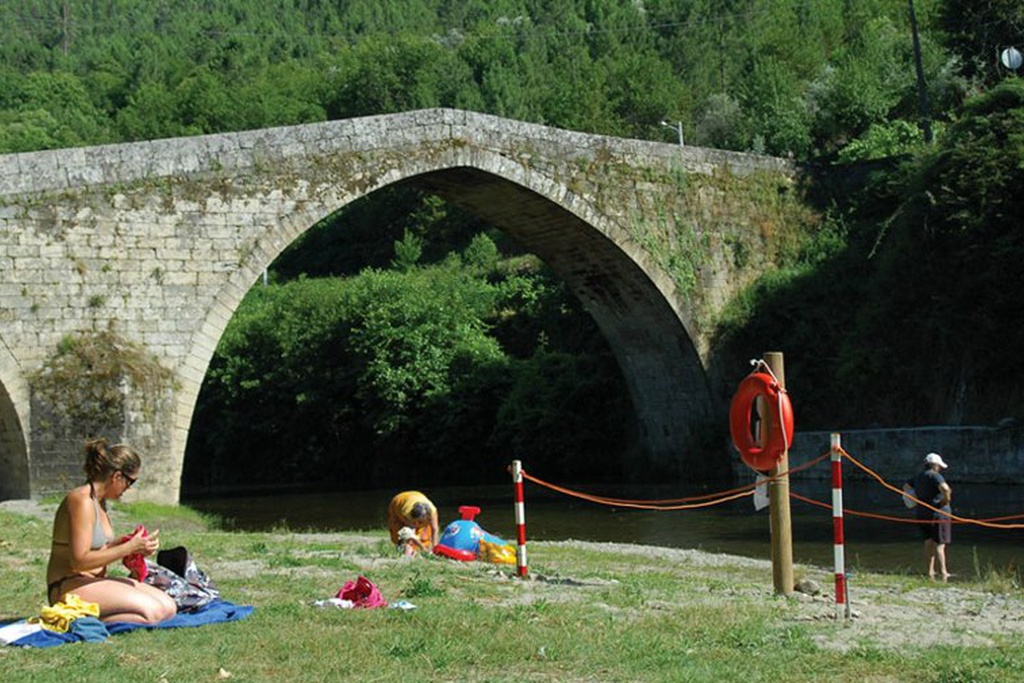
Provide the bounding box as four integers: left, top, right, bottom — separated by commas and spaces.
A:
1001, 47, 1022, 71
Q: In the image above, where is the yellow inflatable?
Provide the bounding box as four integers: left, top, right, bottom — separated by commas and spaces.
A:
477, 538, 516, 565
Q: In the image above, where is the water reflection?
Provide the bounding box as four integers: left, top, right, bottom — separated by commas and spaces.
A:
186, 481, 1024, 577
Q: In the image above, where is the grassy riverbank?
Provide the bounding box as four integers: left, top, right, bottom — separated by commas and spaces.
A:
2, 501, 1023, 682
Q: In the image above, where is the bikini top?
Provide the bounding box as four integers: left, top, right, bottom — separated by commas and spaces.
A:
52, 489, 113, 550
89, 494, 113, 550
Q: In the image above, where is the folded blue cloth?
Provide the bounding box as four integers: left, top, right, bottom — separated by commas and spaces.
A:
9, 600, 254, 648
69, 617, 110, 642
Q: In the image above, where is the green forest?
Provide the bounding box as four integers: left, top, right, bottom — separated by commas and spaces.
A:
3, 1, 1023, 492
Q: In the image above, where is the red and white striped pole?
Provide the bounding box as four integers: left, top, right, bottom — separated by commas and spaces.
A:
831, 433, 850, 619
511, 460, 528, 577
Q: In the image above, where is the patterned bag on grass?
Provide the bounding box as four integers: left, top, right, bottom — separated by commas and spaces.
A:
143, 545, 220, 612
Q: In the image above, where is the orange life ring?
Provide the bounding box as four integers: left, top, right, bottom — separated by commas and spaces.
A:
729, 371, 794, 472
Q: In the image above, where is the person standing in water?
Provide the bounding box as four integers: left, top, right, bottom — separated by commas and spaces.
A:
903, 452, 953, 582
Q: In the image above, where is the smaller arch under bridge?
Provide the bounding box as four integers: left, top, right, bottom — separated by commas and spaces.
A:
0, 108, 809, 503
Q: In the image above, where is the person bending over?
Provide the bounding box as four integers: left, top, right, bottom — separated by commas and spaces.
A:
45, 438, 176, 624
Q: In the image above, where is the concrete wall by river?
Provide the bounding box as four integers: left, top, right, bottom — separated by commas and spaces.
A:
732, 425, 1024, 486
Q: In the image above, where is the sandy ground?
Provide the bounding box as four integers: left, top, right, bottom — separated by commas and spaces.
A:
0, 499, 54, 519
6, 499, 1021, 652
542, 540, 1024, 652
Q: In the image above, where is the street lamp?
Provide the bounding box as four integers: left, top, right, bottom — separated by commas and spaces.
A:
1001, 46, 1022, 75
660, 120, 683, 146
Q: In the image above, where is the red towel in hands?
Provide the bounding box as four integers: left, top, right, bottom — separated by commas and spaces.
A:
119, 524, 149, 582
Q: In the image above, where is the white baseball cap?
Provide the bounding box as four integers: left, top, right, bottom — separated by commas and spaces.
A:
924, 452, 948, 469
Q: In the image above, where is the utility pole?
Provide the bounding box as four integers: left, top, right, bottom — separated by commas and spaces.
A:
908, 0, 933, 143
61, 0, 71, 56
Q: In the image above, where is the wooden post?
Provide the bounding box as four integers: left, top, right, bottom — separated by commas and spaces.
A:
765, 351, 794, 595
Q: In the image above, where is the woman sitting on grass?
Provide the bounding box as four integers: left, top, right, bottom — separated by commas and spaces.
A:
45, 438, 176, 624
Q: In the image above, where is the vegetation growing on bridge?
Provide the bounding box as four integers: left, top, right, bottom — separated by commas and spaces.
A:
626, 166, 818, 322
29, 330, 175, 438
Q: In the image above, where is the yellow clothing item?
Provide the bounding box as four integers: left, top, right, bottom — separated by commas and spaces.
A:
387, 491, 436, 549
31, 593, 100, 633
478, 538, 516, 565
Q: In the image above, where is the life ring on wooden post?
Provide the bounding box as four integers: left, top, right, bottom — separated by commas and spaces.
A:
729, 371, 794, 472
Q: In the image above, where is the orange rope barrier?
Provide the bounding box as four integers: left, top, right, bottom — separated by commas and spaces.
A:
791, 492, 951, 524
519, 451, 833, 511
521, 452, 831, 509
517, 444, 1024, 530
778, 451, 833, 479
839, 447, 1024, 530
969, 512, 1024, 522
794, 492, 1024, 526
521, 471, 753, 510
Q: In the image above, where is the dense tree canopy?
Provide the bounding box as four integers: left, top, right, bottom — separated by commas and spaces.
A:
938, 0, 1024, 85
849, 80, 1024, 423
0, 0, 963, 158
4, 1, 1022, 490
713, 79, 1024, 429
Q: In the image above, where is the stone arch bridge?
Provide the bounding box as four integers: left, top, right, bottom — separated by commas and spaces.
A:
0, 108, 809, 503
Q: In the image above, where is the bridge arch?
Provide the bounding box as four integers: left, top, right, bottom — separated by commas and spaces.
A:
177, 146, 712, 493
0, 342, 30, 499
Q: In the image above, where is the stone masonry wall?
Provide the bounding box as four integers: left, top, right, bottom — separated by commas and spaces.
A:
0, 108, 805, 501
732, 425, 1024, 486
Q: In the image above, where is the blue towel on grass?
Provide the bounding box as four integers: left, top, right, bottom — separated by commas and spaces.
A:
7, 600, 254, 648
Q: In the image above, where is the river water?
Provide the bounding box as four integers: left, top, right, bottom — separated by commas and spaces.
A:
185, 481, 1024, 579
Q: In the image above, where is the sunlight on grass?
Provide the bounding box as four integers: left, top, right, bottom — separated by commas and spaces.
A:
4, 509, 1024, 682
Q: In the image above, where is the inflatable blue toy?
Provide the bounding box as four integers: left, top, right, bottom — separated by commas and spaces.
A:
433, 506, 514, 563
